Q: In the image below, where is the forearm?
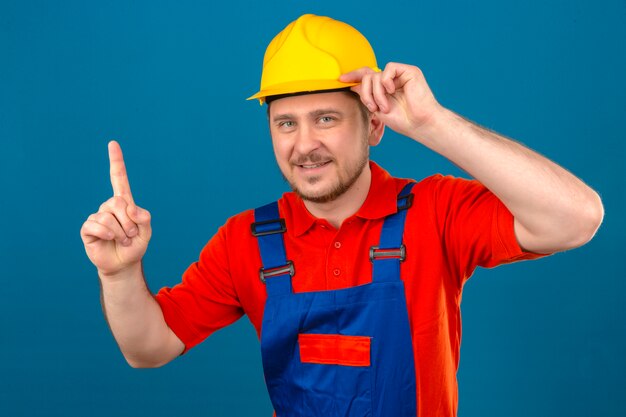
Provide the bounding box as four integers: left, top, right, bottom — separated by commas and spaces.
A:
415, 107, 603, 253
99, 263, 184, 368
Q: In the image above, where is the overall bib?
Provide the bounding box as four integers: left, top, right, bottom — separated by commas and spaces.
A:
252, 183, 417, 417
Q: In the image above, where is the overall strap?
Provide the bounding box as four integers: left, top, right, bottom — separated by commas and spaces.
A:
371, 182, 415, 283
252, 201, 293, 296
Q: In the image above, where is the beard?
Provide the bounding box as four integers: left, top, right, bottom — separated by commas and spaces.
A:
283, 142, 370, 204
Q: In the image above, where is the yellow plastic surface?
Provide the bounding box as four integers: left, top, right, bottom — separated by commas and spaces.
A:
248, 14, 379, 103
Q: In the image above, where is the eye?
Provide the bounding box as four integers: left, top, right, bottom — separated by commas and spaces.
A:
277, 120, 296, 129
317, 115, 337, 126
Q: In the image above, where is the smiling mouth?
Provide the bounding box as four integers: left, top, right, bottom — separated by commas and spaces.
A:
298, 161, 331, 169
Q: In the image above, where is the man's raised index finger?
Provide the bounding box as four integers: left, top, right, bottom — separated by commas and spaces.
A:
108, 140, 134, 204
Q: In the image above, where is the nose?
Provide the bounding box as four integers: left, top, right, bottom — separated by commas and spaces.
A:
293, 122, 321, 156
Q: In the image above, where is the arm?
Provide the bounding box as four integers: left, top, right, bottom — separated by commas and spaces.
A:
341, 63, 604, 254
80, 141, 184, 367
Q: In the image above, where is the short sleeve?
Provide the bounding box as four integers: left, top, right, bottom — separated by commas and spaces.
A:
428, 175, 546, 285
155, 223, 244, 352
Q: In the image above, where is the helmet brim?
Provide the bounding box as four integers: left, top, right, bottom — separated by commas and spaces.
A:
247, 79, 360, 104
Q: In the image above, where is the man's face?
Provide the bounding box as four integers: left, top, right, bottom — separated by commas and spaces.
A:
268, 92, 377, 204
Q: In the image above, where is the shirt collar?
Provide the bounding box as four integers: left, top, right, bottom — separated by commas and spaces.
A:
355, 161, 404, 220
287, 161, 406, 237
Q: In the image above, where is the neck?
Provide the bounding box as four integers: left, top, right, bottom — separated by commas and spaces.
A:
303, 163, 372, 229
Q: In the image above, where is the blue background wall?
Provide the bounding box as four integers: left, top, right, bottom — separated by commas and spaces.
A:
1, 1, 624, 416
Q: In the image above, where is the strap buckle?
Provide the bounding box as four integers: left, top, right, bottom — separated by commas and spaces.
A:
259, 260, 295, 283
397, 192, 414, 211
251, 218, 286, 237
369, 245, 406, 262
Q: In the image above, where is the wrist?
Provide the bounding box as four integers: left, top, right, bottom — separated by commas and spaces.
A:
407, 105, 454, 146
98, 261, 144, 284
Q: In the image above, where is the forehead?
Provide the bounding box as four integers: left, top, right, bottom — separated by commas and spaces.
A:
268, 91, 360, 117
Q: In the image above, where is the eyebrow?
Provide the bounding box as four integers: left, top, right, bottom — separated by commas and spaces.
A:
271, 108, 343, 123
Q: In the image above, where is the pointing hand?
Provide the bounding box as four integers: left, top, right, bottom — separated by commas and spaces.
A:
80, 141, 152, 277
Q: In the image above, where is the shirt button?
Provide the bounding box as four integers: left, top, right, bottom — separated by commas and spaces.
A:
333, 268, 341, 276
334, 241, 341, 249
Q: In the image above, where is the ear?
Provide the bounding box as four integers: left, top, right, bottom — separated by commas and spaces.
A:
367, 113, 385, 147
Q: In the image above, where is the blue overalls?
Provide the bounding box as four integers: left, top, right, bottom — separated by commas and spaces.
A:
252, 183, 417, 417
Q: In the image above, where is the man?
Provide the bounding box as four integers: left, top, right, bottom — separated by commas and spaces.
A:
80, 14, 603, 417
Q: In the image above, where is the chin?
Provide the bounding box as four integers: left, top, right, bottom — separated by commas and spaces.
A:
295, 181, 349, 204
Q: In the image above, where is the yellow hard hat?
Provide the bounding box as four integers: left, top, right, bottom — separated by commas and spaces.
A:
247, 14, 379, 104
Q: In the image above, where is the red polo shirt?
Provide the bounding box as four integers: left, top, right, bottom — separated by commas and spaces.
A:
156, 161, 543, 417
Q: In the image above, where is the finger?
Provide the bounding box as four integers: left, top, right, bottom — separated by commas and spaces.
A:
126, 204, 152, 241
99, 196, 138, 238
372, 75, 390, 113
339, 66, 376, 83
90, 212, 133, 246
358, 73, 379, 113
381, 66, 398, 95
384, 62, 415, 91
108, 140, 135, 205
81, 218, 115, 245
